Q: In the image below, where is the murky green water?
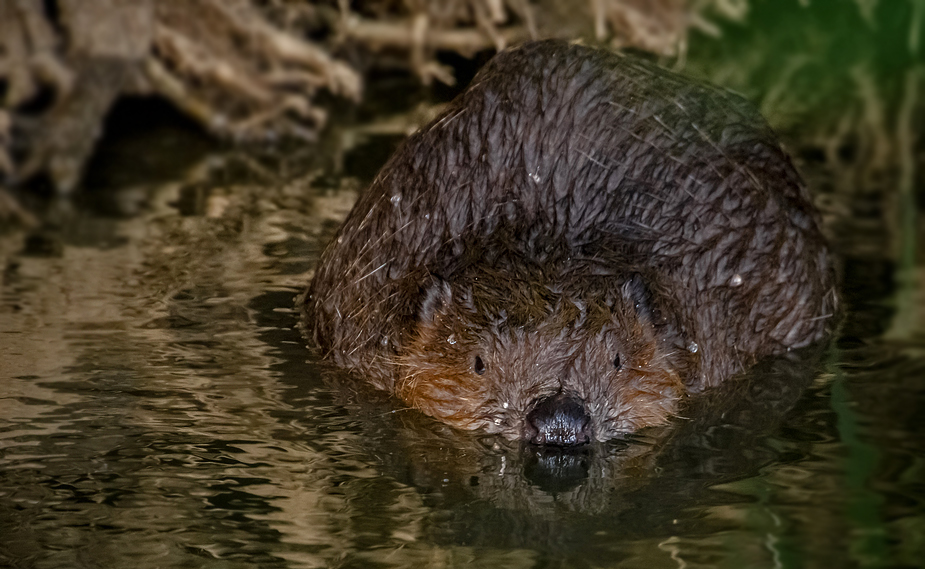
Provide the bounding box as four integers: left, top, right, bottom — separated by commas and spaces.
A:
3, 10, 925, 566
2, 116, 923, 568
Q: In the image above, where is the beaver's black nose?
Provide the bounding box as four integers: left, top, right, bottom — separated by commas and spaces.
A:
525, 393, 592, 446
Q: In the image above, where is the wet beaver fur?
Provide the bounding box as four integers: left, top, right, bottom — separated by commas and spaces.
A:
303, 40, 838, 445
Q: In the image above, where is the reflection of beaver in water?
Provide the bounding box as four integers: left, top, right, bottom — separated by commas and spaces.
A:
303, 40, 838, 445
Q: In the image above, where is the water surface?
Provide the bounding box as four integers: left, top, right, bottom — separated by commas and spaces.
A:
2, 53, 924, 569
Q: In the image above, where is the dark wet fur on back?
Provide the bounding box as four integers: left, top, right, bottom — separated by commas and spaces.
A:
303, 40, 838, 442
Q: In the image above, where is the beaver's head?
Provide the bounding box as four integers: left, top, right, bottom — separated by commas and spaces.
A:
396, 264, 697, 444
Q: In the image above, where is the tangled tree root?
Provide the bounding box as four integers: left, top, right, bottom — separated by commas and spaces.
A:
151, 1, 360, 142
1, 0, 715, 197
1, 0, 361, 195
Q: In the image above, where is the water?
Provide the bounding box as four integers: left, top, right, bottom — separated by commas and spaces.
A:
2, 70, 924, 569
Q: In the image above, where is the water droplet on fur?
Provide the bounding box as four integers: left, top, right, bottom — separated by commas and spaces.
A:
447, 334, 457, 345
424, 213, 430, 219
494, 418, 502, 425
390, 194, 402, 206
688, 341, 699, 353
730, 274, 743, 286
502, 402, 509, 409
529, 170, 541, 183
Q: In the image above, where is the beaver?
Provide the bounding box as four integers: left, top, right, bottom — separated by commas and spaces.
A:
303, 40, 838, 445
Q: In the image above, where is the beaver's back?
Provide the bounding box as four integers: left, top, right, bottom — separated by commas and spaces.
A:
305, 40, 837, 394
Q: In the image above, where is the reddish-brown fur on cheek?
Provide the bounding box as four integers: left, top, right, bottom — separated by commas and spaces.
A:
396, 319, 491, 431
607, 363, 685, 433
587, 318, 689, 435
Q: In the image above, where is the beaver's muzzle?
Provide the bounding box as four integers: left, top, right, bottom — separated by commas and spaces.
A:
524, 392, 592, 446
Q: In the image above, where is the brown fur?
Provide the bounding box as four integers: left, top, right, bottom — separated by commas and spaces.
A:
402, 258, 691, 437
303, 40, 838, 442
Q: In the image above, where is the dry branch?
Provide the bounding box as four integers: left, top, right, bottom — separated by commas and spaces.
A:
1, 0, 361, 195
1, 0, 709, 198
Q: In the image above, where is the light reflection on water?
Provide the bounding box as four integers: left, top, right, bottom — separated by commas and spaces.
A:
1, 163, 924, 568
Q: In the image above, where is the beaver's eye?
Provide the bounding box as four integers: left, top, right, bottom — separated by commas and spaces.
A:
614, 354, 622, 371
474, 355, 486, 375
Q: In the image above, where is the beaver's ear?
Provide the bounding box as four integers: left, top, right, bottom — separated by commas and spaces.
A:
419, 275, 453, 323
622, 273, 659, 326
